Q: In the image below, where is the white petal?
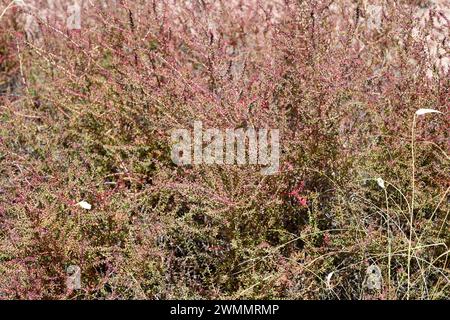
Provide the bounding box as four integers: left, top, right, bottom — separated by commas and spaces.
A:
77, 201, 92, 210
376, 177, 385, 189
326, 272, 334, 289
415, 108, 442, 116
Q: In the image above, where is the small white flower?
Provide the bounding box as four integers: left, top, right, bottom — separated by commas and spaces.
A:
326, 272, 334, 290
376, 177, 385, 189
415, 108, 442, 116
76, 201, 92, 210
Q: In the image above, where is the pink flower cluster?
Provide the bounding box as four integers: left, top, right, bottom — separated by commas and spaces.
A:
288, 181, 308, 207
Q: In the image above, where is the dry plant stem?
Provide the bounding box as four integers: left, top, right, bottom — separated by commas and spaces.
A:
407, 114, 417, 300
384, 187, 392, 300
0, 1, 16, 21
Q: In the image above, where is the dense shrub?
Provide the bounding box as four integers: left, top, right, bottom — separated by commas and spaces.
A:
0, 0, 448, 299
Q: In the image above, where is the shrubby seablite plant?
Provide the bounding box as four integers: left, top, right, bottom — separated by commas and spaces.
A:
0, 0, 448, 299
